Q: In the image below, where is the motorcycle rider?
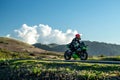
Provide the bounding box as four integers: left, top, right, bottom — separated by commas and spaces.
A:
69, 34, 81, 53
65, 33, 88, 60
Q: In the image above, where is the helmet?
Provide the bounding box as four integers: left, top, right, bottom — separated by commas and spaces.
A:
75, 34, 80, 39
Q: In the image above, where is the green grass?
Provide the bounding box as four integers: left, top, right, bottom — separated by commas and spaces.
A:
89, 56, 120, 61
0, 59, 120, 80
0, 48, 33, 60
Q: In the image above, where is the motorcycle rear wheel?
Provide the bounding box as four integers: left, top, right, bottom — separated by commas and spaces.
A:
64, 50, 71, 60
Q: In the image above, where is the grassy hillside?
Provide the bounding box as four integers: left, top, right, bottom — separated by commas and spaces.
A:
0, 37, 63, 60
0, 37, 45, 53
0, 37, 120, 61
0, 59, 120, 80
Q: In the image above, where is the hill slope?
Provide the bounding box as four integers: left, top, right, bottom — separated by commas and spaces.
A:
0, 37, 62, 59
33, 41, 120, 56
0, 37, 45, 53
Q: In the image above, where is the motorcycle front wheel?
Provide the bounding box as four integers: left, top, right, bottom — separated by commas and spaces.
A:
79, 51, 88, 60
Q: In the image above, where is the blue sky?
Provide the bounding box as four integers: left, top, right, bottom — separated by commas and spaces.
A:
0, 0, 120, 44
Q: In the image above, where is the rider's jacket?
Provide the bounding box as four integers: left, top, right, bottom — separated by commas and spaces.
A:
70, 38, 81, 51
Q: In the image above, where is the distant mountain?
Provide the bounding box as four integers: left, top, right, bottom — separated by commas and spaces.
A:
33, 43, 66, 52
33, 41, 120, 56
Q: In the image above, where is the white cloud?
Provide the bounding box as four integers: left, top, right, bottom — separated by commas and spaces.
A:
14, 24, 39, 44
9, 24, 79, 44
6, 34, 11, 37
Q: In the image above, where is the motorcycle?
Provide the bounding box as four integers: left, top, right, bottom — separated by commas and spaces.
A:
64, 42, 88, 60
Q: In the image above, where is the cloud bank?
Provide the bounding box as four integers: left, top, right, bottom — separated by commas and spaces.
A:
9, 24, 78, 44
